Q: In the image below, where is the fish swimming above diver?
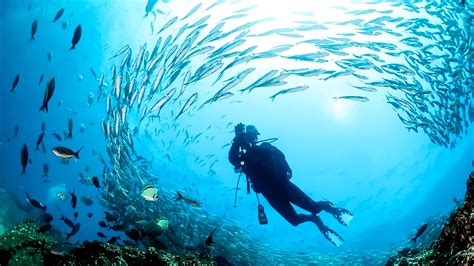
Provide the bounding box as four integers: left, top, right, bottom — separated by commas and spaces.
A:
35, 131, 45, 150
175, 191, 202, 207
144, 0, 158, 17
11, 74, 20, 92
67, 116, 73, 139
91, 176, 101, 190
30, 19, 37, 41
42, 163, 49, 177
70, 25, 82, 50
60, 215, 74, 228
56, 191, 66, 201
141, 185, 159, 201
20, 144, 29, 175
332, 96, 369, 102
65, 222, 80, 240
80, 196, 94, 206
25, 191, 47, 211
269, 85, 310, 101
52, 132, 62, 141
175, 93, 198, 120
52, 146, 83, 159
205, 227, 217, 246
39, 77, 55, 112
70, 191, 77, 209
411, 223, 428, 243
53, 8, 65, 23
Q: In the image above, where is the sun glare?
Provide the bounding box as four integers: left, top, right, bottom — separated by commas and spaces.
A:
331, 98, 350, 122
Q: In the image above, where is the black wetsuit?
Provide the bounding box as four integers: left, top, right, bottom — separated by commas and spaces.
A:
228, 136, 337, 227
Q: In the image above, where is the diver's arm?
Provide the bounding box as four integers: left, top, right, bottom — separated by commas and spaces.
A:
228, 137, 242, 168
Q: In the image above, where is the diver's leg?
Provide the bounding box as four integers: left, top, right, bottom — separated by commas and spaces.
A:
285, 181, 331, 213
263, 194, 313, 226
286, 182, 353, 226
264, 192, 344, 247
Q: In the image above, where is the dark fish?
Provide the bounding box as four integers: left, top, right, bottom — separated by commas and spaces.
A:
92, 176, 100, 190
14, 124, 19, 138
97, 232, 107, 238
53, 8, 64, 23
35, 131, 45, 150
70, 191, 77, 209
110, 223, 129, 231
42, 163, 49, 177
144, 0, 157, 17
205, 227, 217, 246
175, 191, 202, 207
98, 221, 108, 228
125, 229, 142, 241
21, 144, 28, 175
87, 212, 93, 218
52, 146, 83, 159
70, 25, 82, 50
39, 74, 44, 85
39, 77, 55, 112
66, 223, 80, 240
41, 121, 46, 131
453, 197, 460, 205
38, 224, 52, 233
80, 196, 94, 206
67, 117, 73, 139
73, 211, 78, 219
30, 19, 38, 41
11, 74, 20, 92
104, 211, 118, 222
90, 68, 97, 79
107, 235, 121, 245
411, 223, 428, 243
60, 215, 75, 228
42, 212, 54, 223
25, 191, 47, 211
52, 133, 62, 141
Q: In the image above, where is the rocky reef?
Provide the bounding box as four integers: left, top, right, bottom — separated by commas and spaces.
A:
0, 221, 228, 266
386, 171, 474, 265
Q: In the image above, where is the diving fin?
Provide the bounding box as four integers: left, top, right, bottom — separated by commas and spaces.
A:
323, 228, 344, 247
334, 208, 353, 227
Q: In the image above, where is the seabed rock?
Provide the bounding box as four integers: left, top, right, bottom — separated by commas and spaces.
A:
386, 171, 474, 265
0, 221, 230, 265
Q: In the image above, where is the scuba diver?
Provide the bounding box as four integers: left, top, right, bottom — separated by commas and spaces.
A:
228, 123, 353, 247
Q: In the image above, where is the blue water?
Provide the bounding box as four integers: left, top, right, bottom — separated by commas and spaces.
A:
1, 0, 473, 264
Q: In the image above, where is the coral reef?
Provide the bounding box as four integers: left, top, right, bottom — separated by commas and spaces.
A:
386, 171, 474, 265
0, 221, 228, 265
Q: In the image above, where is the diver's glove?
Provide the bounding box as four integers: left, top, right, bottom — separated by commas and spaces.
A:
233, 123, 248, 147
234, 123, 245, 137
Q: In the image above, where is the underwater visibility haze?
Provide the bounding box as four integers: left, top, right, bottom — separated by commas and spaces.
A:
0, 0, 473, 264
